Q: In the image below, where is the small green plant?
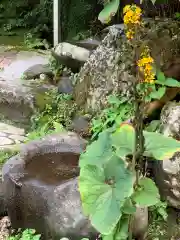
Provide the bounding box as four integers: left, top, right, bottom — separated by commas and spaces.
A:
91, 95, 133, 139
24, 33, 49, 49
0, 149, 19, 166
8, 229, 41, 240
48, 55, 63, 80
31, 89, 77, 132
144, 68, 180, 102
26, 121, 66, 142
174, 12, 180, 20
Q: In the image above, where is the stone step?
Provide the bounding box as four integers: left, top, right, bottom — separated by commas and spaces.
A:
0, 122, 26, 151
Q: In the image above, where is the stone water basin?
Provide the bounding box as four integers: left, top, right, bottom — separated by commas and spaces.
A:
2, 132, 97, 240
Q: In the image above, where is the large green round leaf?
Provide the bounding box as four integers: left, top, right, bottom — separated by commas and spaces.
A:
132, 177, 160, 207
79, 130, 113, 168
79, 156, 134, 235
144, 131, 180, 160
112, 124, 135, 160
98, 0, 120, 24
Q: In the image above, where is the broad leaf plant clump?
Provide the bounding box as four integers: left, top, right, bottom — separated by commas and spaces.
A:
79, 3, 180, 240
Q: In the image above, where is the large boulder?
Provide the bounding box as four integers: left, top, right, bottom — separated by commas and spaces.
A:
52, 42, 90, 72
0, 48, 56, 128
2, 132, 98, 239
152, 102, 180, 208
74, 20, 180, 114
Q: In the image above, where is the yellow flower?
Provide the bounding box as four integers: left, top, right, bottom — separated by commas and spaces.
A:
137, 46, 155, 84
123, 4, 142, 40
126, 29, 135, 40
123, 5, 131, 14
123, 4, 142, 26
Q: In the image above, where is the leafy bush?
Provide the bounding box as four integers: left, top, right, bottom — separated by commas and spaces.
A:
8, 229, 41, 240
31, 89, 77, 132
91, 95, 133, 139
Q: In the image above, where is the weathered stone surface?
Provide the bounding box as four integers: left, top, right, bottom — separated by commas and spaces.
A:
74, 20, 180, 114
2, 132, 98, 240
152, 102, 180, 209
0, 76, 56, 128
70, 116, 90, 137
0, 50, 51, 80
0, 48, 55, 127
133, 206, 148, 240
0, 181, 7, 217
57, 76, 74, 94
160, 101, 180, 140
0, 123, 24, 135
52, 42, 90, 72
75, 38, 101, 51
73, 25, 133, 113
0, 123, 26, 150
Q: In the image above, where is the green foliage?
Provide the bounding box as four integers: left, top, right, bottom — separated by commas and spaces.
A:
174, 12, 180, 20
79, 123, 180, 239
0, 149, 19, 166
0, 0, 53, 41
8, 229, 41, 240
91, 95, 133, 139
155, 69, 180, 87
132, 177, 160, 206
142, 68, 180, 103
98, 0, 120, 24
59, 0, 99, 40
144, 131, 180, 159
24, 33, 49, 49
79, 155, 134, 234
26, 122, 66, 142
149, 201, 168, 221
148, 86, 166, 100
31, 89, 77, 132
48, 55, 72, 82
145, 120, 160, 132
112, 124, 180, 160
112, 124, 135, 160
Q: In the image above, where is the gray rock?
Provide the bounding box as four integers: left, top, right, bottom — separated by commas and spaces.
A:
23, 64, 51, 79
160, 101, 180, 140
0, 77, 56, 128
74, 26, 132, 113
70, 116, 90, 137
0, 181, 7, 216
74, 20, 180, 114
0, 79, 56, 128
52, 42, 90, 72
74, 38, 101, 51
2, 132, 98, 239
101, 23, 124, 38
0, 50, 51, 80
133, 206, 148, 240
152, 102, 180, 209
0, 49, 55, 128
57, 77, 73, 94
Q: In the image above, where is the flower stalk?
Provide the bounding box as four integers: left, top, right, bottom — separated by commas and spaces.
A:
123, 4, 155, 239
